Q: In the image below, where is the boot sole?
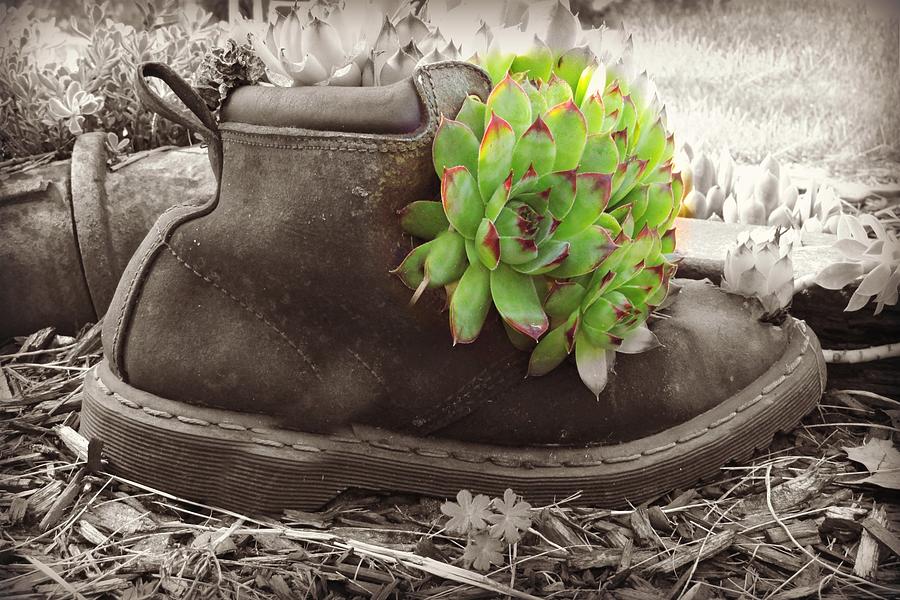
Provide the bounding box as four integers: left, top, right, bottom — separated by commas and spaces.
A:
80, 318, 826, 514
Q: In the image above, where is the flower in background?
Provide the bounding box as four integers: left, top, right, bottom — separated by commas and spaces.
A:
47, 81, 103, 135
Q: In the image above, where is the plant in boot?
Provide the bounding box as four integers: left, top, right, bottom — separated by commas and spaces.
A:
395, 56, 681, 395
721, 227, 798, 321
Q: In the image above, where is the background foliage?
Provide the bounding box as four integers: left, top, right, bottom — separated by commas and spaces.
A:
0, 0, 222, 160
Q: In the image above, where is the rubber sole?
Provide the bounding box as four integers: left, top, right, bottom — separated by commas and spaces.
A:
80, 318, 826, 514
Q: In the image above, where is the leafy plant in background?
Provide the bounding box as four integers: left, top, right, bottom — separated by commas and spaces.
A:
724, 218, 899, 363
395, 47, 681, 396
234, 0, 632, 88
240, 0, 460, 87
720, 227, 797, 321
678, 144, 843, 233
814, 214, 900, 315
0, 0, 224, 160
441, 488, 532, 572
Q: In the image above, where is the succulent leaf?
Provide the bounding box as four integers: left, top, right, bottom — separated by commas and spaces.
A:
579, 133, 618, 174
478, 113, 517, 201
450, 261, 492, 344
490, 262, 549, 341
442, 166, 484, 239
552, 225, 617, 278
475, 218, 502, 270
574, 329, 612, 398
511, 117, 556, 180
456, 95, 487, 140
539, 170, 578, 219
540, 75, 574, 107
528, 312, 578, 376
513, 240, 571, 275
554, 173, 612, 238
500, 236, 540, 264
433, 117, 479, 178
486, 74, 533, 139
399, 200, 450, 240
425, 230, 468, 287
543, 99, 587, 171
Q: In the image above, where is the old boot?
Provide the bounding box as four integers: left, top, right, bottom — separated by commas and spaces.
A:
81, 62, 825, 513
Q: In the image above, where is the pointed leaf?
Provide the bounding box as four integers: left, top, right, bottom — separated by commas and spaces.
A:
543, 99, 587, 171
511, 117, 556, 180
579, 133, 618, 174
580, 92, 605, 135
484, 173, 513, 221
513, 240, 570, 275
540, 75, 573, 108
499, 236, 540, 265
392, 240, 434, 289
575, 329, 611, 398
442, 166, 485, 239
399, 201, 449, 240
552, 225, 618, 278
425, 231, 467, 286
433, 117, 479, 177
528, 313, 578, 376
554, 173, 612, 238
456, 95, 486, 140
539, 170, 578, 219
450, 261, 492, 344
490, 263, 548, 340
617, 324, 661, 354
858, 263, 891, 296
544, 280, 587, 321
815, 261, 864, 290
485, 74, 533, 139
478, 113, 516, 201
475, 218, 501, 270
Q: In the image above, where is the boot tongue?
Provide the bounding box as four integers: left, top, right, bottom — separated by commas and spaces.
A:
220, 77, 423, 133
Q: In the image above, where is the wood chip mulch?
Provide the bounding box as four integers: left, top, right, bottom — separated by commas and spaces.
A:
1, 323, 898, 600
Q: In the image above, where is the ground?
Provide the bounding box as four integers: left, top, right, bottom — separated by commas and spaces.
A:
1, 1, 899, 598
1, 324, 898, 599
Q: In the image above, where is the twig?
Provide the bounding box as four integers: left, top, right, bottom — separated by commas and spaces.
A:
764, 465, 899, 598
822, 344, 900, 363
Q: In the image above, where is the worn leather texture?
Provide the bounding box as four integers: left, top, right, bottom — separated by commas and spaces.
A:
103, 61, 790, 447
221, 78, 423, 133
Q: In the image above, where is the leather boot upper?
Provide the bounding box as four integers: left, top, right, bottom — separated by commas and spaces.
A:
102, 62, 793, 447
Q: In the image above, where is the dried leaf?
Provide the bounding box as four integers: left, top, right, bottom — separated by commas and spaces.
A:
844, 439, 900, 491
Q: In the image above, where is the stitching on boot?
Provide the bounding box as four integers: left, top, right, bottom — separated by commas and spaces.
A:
95, 318, 813, 468
111, 235, 160, 370
158, 238, 322, 382
110, 204, 189, 374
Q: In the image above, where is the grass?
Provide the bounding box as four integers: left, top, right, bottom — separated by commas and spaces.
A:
595, 0, 900, 181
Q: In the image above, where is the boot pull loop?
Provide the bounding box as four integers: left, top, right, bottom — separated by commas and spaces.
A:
135, 62, 223, 180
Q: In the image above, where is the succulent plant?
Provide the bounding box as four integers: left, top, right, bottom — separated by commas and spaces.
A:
814, 214, 900, 315
678, 145, 843, 233
721, 227, 798, 320
394, 54, 681, 396
243, 0, 458, 87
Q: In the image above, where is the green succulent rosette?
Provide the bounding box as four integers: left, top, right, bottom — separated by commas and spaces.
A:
395, 53, 683, 395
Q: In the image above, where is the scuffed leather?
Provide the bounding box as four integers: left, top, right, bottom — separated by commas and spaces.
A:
105, 61, 791, 446
222, 78, 423, 133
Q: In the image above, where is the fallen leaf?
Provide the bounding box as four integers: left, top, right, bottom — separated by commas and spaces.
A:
844, 439, 900, 491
